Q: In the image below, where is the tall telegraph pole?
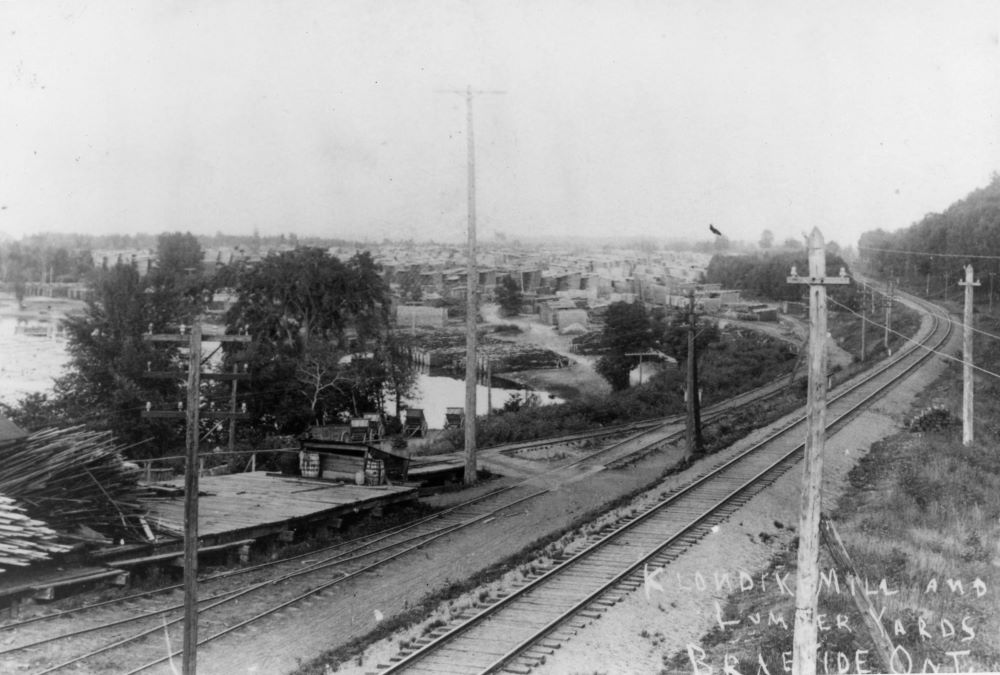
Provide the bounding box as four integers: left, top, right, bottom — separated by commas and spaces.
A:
685, 289, 703, 458
438, 86, 504, 485
143, 325, 250, 674
787, 229, 849, 675
959, 265, 979, 446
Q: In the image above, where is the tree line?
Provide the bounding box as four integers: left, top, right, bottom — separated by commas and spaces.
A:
859, 173, 1000, 295
1, 233, 416, 458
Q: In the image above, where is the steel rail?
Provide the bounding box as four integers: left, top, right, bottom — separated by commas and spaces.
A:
0, 485, 518, 634
32, 488, 551, 674
479, 295, 951, 675
379, 298, 949, 674
6, 299, 920, 673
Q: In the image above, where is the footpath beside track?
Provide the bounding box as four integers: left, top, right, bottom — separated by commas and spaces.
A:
0, 290, 941, 675
374, 293, 950, 675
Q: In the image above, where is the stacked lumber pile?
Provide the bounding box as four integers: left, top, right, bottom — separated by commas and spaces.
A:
0, 495, 73, 572
0, 426, 150, 544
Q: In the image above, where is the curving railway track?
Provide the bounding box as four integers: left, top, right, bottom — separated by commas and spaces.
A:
374, 293, 951, 675
0, 289, 940, 674
0, 381, 778, 674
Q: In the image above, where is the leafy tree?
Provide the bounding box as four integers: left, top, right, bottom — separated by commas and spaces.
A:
496, 275, 523, 316
53, 262, 187, 454
223, 247, 402, 434
595, 301, 655, 390
155, 232, 204, 280
381, 331, 419, 424
704, 251, 853, 305
759, 229, 774, 249
296, 341, 352, 425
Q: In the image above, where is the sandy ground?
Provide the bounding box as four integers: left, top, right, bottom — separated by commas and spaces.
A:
535, 306, 955, 674
726, 315, 855, 371
311, 305, 947, 675
481, 303, 611, 399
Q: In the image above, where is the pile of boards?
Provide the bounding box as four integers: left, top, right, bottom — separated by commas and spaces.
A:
0, 496, 72, 572
0, 425, 150, 572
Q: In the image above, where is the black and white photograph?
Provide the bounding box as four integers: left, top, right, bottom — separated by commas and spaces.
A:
1, 1, 999, 673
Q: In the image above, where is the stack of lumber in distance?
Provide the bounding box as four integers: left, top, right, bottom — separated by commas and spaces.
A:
0, 495, 73, 572
0, 425, 152, 543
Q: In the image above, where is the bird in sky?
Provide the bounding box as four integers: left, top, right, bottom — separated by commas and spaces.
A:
709, 224, 722, 236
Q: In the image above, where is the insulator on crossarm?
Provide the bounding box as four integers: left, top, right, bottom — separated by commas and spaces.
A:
241, 402, 247, 413
146, 401, 152, 412
790, 265, 798, 277
177, 401, 183, 411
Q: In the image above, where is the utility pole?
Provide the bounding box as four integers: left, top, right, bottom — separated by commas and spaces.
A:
787, 229, 850, 675
143, 325, 250, 675
959, 265, 980, 446
437, 85, 504, 485
685, 289, 703, 458
486, 358, 492, 418
989, 272, 995, 314
859, 283, 867, 362
884, 281, 894, 350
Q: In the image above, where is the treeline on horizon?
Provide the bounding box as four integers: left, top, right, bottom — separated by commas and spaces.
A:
703, 248, 855, 307
860, 173, 1000, 289
1, 229, 763, 261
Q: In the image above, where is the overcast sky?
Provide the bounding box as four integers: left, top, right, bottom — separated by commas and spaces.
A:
2, 1, 998, 249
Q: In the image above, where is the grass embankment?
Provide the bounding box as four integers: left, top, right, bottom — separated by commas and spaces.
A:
830, 301, 921, 364
295, 384, 811, 675
425, 327, 798, 453
664, 313, 1000, 675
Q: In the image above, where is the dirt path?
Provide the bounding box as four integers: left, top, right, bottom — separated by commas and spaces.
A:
481, 303, 610, 399
536, 299, 955, 674
726, 315, 854, 371
149, 448, 682, 674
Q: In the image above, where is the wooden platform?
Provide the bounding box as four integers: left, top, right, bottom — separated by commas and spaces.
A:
140, 472, 417, 545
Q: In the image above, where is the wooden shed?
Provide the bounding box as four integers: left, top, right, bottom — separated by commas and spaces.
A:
349, 419, 377, 443
0, 416, 27, 451
297, 439, 409, 485
443, 407, 464, 430
403, 409, 427, 438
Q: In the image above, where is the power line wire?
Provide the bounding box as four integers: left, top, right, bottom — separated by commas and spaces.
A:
827, 296, 1000, 382
858, 245, 1000, 262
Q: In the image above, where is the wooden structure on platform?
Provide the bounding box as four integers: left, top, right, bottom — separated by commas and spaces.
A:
297, 439, 410, 484
349, 414, 384, 443
444, 407, 465, 430
403, 408, 428, 438
139, 472, 416, 544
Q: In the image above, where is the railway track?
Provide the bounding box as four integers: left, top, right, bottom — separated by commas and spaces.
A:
0, 368, 794, 672
0, 294, 921, 673
0, 417, 695, 673
374, 294, 951, 675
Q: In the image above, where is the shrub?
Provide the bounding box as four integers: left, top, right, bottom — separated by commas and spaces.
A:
907, 405, 959, 432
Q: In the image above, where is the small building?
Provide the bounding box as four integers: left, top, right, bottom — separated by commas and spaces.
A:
395, 304, 448, 329
296, 439, 410, 485
444, 407, 464, 430
556, 308, 589, 333
539, 298, 578, 326
403, 408, 428, 438
0, 416, 27, 451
